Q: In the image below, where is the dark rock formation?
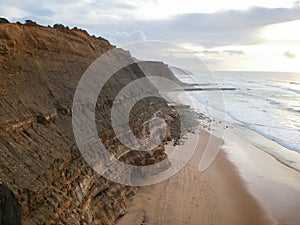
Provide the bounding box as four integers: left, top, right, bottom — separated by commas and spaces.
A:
25, 20, 39, 26
0, 18, 9, 24
0, 22, 185, 224
0, 184, 22, 225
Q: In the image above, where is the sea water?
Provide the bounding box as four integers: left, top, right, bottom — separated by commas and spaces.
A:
176, 71, 300, 166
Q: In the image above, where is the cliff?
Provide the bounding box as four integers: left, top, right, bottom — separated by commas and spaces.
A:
0, 21, 186, 224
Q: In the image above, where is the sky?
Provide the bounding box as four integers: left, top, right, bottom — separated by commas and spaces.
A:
1, 0, 300, 72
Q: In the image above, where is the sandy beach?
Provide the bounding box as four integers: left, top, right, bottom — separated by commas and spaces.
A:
115, 129, 299, 225
223, 126, 300, 225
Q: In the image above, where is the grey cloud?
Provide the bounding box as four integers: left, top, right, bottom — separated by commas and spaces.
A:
201, 50, 245, 56
145, 7, 300, 47
104, 30, 146, 45
169, 8, 294, 32
21, 6, 54, 17
90, 6, 300, 47
202, 50, 220, 55
87, 1, 137, 11
222, 50, 245, 55
114, 2, 137, 9
0, 0, 137, 25
283, 51, 296, 59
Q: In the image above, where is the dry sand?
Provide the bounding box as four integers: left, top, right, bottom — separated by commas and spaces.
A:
116, 130, 276, 225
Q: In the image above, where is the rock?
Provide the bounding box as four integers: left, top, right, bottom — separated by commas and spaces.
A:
53, 23, 70, 30
0, 18, 9, 24
37, 110, 57, 125
0, 21, 187, 225
24, 20, 38, 26
0, 185, 22, 225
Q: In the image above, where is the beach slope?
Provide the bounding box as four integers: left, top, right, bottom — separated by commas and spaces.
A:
116, 130, 275, 225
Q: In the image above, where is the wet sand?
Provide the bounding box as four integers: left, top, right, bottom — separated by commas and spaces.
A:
223, 127, 300, 225
116, 130, 276, 225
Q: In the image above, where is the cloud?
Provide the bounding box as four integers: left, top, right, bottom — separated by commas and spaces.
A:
222, 50, 245, 55
294, 1, 300, 8
0, 0, 138, 25
88, 6, 300, 47
104, 30, 146, 45
283, 51, 296, 58
202, 50, 219, 55
1, 1, 300, 48
201, 50, 245, 56
145, 7, 300, 47
197, 50, 245, 56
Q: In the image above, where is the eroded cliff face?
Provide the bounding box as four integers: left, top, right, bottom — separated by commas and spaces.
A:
0, 22, 182, 224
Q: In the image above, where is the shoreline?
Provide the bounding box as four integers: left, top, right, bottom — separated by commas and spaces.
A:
115, 129, 280, 225
226, 123, 300, 172
222, 126, 300, 225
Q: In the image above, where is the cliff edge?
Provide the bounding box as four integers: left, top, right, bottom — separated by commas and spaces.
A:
0, 21, 185, 224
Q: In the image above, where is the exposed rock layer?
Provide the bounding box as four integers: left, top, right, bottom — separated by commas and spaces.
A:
0, 22, 182, 224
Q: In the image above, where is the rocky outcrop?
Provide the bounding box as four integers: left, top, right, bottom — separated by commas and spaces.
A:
0, 21, 186, 225
0, 18, 9, 24
0, 184, 22, 225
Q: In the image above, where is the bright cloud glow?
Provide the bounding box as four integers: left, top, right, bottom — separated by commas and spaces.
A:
261, 19, 300, 41
209, 44, 299, 72
180, 42, 300, 72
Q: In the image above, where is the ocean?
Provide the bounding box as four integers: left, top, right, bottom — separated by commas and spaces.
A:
176, 71, 300, 168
